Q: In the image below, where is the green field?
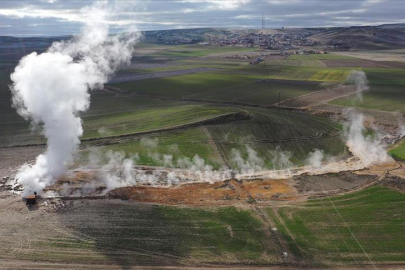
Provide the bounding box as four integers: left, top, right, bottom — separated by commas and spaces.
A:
265, 59, 327, 67
17, 204, 280, 265
287, 54, 355, 60
113, 71, 331, 106
93, 107, 347, 170
0, 92, 239, 146
153, 44, 257, 59
82, 101, 237, 139
269, 187, 405, 264
207, 107, 346, 167
232, 64, 352, 82
94, 128, 224, 169
389, 139, 405, 161
331, 68, 405, 112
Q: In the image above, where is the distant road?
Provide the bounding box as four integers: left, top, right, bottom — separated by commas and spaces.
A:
109, 67, 219, 83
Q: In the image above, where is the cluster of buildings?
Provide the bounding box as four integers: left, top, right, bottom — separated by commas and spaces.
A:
293, 49, 327, 55
207, 32, 321, 50
155, 34, 199, 44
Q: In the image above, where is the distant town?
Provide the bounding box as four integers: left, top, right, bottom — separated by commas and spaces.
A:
152, 28, 354, 51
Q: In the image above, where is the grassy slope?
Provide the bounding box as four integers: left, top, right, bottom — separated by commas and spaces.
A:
269, 187, 405, 264
114, 70, 332, 106
331, 68, 405, 112
82, 101, 237, 139
389, 139, 405, 161
87, 107, 346, 169
207, 107, 346, 167
287, 54, 355, 60
236, 64, 352, 82
93, 128, 224, 169
20, 205, 279, 265
153, 44, 257, 58
265, 59, 326, 68
0, 92, 239, 146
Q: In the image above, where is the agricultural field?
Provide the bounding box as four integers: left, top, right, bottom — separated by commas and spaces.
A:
92, 106, 347, 170
287, 54, 355, 60
2, 34, 405, 270
265, 59, 327, 67
389, 140, 405, 161
0, 194, 281, 267
93, 128, 224, 169
0, 92, 240, 146
331, 68, 405, 112
269, 187, 405, 265
206, 107, 346, 167
153, 44, 257, 58
113, 68, 337, 105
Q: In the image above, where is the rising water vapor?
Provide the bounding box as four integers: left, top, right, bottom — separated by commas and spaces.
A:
10, 1, 140, 195
346, 70, 369, 102
343, 108, 390, 166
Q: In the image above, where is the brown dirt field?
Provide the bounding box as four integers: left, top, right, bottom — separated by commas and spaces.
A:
279, 84, 356, 108
321, 59, 405, 68
109, 179, 296, 206
292, 171, 377, 195
0, 146, 45, 181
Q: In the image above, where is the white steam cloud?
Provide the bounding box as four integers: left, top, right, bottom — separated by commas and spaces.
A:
230, 146, 264, 174
306, 149, 325, 169
343, 108, 390, 166
346, 70, 369, 102
10, 1, 140, 196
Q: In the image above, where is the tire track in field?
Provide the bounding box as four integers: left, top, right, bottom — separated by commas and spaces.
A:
200, 126, 230, 168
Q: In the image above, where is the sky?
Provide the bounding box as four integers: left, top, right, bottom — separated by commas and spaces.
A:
1, 0, 405, 36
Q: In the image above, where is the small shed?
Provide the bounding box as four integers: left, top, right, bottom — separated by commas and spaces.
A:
26, 195, 36, 206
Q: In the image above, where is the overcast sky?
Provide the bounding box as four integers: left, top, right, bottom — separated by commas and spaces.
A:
1, 0, 405, 36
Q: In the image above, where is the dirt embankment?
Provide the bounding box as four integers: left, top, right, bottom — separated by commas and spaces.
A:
109, 178, 296, 206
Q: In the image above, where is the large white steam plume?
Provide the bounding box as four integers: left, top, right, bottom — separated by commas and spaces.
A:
10, 1, 140, 195
343, 108, 390, 166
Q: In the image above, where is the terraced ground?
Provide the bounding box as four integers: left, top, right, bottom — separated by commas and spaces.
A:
205, 107, 346, 167
90, 128, 225, 169
92, 106, 347, 170
0, 92, 240, 146
269, 187, 405, 265
0, 192, 281, 268
331, 68, 405, 112
2, 40, 405, 269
